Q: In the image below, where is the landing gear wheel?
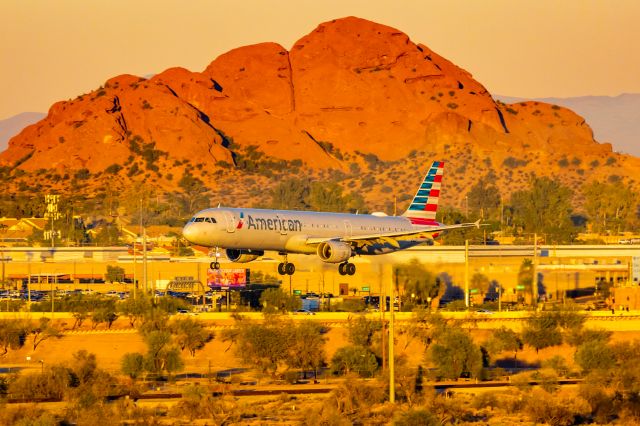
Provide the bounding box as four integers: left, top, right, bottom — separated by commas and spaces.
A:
278, 263, 286, 275
285, 263, 295, 275
338, 263, 347, 276
347, 263, 356, 275
210, 261, 221, 270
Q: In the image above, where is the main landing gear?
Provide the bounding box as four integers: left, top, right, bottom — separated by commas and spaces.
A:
277, 262, 295, 275
210, 261, 221, 270
277, 254, 295, 275
338, 262, 356, 276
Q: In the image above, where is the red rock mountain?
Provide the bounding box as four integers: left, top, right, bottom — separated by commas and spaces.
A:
2, 17, 638, 212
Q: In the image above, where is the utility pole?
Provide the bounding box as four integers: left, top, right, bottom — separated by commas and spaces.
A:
464, 239, 470, 308
389, 265, 396, 403
532, 233, 538, 308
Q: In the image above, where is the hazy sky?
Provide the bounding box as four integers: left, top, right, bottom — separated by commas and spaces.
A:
1, 0, 639, 119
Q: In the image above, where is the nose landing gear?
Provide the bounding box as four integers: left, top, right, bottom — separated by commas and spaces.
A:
338, 262, 356, 276
209, 247, 221, 270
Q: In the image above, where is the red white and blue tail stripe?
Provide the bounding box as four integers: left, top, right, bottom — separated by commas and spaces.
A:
402, 161, 444, 225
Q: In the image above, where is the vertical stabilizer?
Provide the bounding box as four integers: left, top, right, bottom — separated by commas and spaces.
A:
402, 161, 444, 224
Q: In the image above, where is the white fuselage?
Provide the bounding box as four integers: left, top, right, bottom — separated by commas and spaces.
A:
182, 207, 437, 256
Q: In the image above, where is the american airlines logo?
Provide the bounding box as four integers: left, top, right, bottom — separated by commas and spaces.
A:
246, 214, 302, 232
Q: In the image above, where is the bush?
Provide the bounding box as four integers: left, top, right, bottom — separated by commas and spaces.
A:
331, 346, 378, 377
524, 388, 590, 426
394, 408, 439, 426
574, 340, 614, 373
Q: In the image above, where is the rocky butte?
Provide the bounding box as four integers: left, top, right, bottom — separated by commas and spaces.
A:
1, 16, 638, 212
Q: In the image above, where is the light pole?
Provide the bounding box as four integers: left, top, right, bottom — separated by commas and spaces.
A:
389, 265, 396, 403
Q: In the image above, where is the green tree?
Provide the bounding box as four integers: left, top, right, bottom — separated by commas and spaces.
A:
510, 177, 576, 243
521, 312, 563, 353
429, 328, 483, 380
574, 340, 615, 373
30, 317, 61, 351
396, 259, 443, 307
330, 345, 378, 377
0, 319, 29, 356
121, 352, 145, 379
171, 317, 213, 357
517, 258, 535, 304
486, 326, 523, 368
470, 272, 491, 303
583, 181, 638, 233
269, 177, 310, 210
235, 321, 290, 376
346, 316, 381, 348
143, 330, 184, 376
176, 171, 209, 216
259, 287, 301, 314
466, 175, 501, 220
118, 295, 152, 327
93, 222, 121, 246
105, 265, 125, 282
91, 307, 118, 329
287, 321, 326, 379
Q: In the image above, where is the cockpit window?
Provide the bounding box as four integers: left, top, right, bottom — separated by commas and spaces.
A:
193, 217, 216, 223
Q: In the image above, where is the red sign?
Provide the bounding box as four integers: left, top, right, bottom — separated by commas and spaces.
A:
207, 268, 248, 288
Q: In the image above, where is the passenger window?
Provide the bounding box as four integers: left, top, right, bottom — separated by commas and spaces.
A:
195, 217, 204, 222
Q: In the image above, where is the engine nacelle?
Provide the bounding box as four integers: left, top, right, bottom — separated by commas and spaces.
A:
317, 241, 352, 263
225, 249, 264, 263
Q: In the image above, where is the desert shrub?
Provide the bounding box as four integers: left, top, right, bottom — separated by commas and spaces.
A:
471, 391, 499, 410
524, 388, 590, 426
541, 355, 570, 377
533, 368, 560, 393
170, 385, 237, 422
325, 377, 386, 417
394, 408, 439, 426
0, 406, 60, 426
574, 340, 615, 373
578, 382, 616, 424
105, 164, 122, 174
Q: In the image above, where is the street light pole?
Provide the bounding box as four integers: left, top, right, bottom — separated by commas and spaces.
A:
464, 240, 470, 308
389, 266, 396, 403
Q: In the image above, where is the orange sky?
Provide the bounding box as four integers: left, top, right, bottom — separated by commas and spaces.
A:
1, 0, 639, 119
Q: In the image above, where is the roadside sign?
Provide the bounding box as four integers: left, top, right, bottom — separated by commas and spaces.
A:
516, 284, 526, 290
469, 288, 479, 294
361, 286, 370, 292
293, 289, 302, 295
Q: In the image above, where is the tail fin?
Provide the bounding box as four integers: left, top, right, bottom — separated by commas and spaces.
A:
402, 161, 444, 223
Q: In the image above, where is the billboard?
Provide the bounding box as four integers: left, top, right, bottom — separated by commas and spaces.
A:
207, 268, 249, 289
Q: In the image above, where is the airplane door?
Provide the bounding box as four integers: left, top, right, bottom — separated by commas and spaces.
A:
223, 211, 236, 233
344, 220, 352, 238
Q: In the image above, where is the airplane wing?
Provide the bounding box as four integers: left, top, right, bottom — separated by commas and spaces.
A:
306, 219, 481, 249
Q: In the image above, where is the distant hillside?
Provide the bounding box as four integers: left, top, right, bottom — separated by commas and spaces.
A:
497, 94, 640, 156
1, 16, 639, 215
0, 112, 45, 152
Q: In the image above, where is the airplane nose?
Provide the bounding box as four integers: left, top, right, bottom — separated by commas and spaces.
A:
182, 223, 195, 243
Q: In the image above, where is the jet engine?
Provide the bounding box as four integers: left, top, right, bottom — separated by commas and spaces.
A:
317, 241, 352, 263
225, 249, 264, 263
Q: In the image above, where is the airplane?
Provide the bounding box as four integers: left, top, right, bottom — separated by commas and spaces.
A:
182, 161, 480, 276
